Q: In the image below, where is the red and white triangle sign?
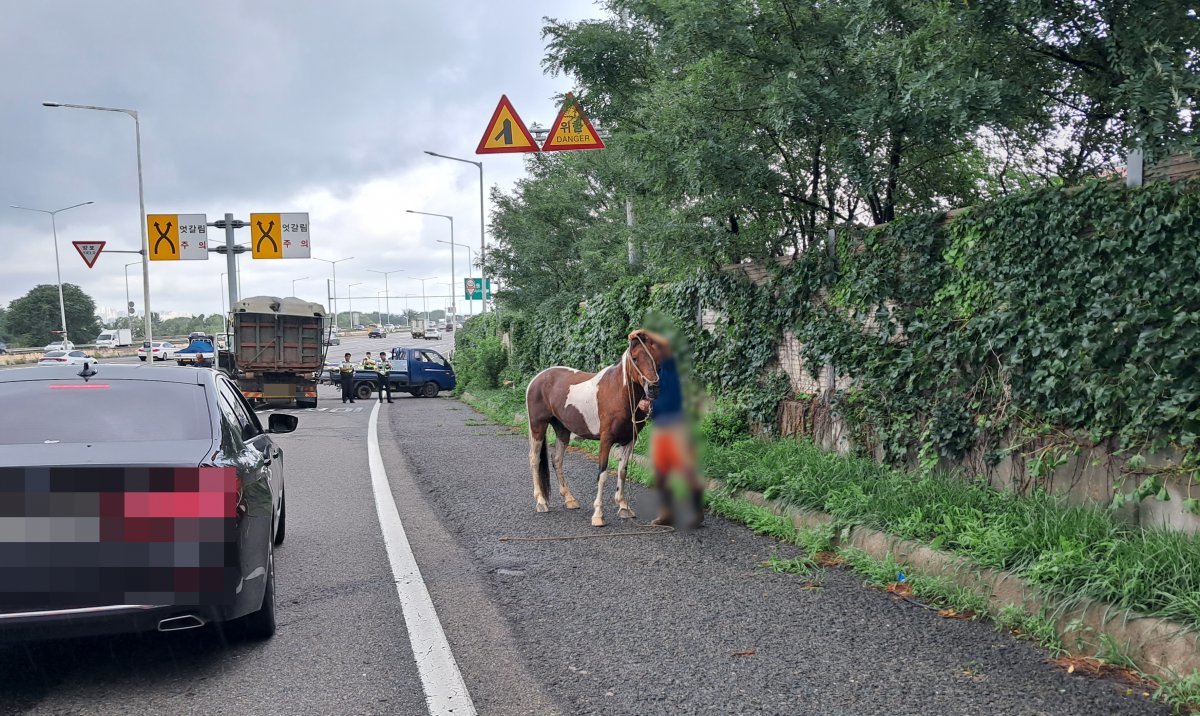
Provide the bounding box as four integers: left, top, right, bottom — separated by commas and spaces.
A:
72, 241, 106, 268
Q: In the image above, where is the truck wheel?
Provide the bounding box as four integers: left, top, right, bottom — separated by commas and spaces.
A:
421, 382, 439, 398
356, 383, 374, 401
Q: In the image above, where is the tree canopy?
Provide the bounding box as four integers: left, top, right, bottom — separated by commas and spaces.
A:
5, 284, 101, 347
487, 0, 1198, 310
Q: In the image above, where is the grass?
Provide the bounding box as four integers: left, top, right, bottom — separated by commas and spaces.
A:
459, 386, 1200, 713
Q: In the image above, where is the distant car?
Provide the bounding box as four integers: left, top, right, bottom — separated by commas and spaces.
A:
43, 341, 76, 352
425, 327, 442, 340
137, 341, 176, 361
38, 350, 93, 366
355, 324, 365, 330
368, 328, 386, 339
0, 364, 294, 642
324, 334, 340, 346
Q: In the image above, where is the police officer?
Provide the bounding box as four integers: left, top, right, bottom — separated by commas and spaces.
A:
338, 352, 356, 403
376, 351, 393, 403
362, 351, 376, 370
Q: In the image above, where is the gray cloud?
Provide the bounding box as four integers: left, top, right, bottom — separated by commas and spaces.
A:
1, 0, 602, 322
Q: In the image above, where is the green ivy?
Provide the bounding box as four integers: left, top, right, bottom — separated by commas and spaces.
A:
493, 178, 1200, 499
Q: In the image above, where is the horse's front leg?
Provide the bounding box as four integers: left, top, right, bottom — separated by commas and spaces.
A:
614, 441, 636, 519
592, 436, 613, 527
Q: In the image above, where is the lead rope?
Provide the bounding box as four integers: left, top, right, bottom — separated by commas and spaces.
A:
498, 524, 675, 542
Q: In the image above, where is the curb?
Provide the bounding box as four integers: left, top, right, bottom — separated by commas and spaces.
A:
728, 485, 1200, 681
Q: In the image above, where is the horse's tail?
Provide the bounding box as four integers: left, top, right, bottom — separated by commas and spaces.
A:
537, 437, 551, 499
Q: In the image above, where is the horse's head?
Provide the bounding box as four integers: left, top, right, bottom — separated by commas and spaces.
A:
627, 329, 669, 399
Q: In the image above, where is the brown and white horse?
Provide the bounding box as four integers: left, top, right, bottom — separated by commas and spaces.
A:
525, 330, 668, 527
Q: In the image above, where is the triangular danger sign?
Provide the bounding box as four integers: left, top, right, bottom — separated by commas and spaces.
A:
541, 93, 605, 152
476, 95, 539, 154
72, 241, 106, 268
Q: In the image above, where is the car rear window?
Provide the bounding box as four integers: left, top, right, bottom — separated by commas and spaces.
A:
0, 380, 212, 445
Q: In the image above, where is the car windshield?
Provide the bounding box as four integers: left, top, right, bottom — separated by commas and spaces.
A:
0, 380, 211, 444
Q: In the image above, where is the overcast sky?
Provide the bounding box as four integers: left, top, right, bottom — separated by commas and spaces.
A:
0, 1, 602, 324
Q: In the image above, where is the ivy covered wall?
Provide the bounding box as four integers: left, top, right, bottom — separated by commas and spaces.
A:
486, 178, 1200, 519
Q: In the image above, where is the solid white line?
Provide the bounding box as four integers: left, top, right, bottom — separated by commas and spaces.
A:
367, 402, 477, 716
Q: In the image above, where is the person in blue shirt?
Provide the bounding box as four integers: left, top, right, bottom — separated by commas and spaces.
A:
646, 350, 704, 529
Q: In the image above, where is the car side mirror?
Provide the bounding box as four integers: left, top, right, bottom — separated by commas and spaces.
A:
268, 413, 299, 434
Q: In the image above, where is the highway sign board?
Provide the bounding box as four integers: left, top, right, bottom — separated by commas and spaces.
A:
476, 95, 539, 154
147, 214, 209, 260
250, 213, 310, 259
464, 277, 492, 300
71, 241, 105, 268
542, 93, 605, 151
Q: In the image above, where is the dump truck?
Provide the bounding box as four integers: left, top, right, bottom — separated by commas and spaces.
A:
219, 296, 327, 408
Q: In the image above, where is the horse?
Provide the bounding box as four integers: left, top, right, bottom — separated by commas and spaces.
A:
525, 329, 669, 527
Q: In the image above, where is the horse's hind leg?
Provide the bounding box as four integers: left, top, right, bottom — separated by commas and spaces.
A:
614, 441, 636, 519
528, 422, 550, 513
551, 422, 579, 509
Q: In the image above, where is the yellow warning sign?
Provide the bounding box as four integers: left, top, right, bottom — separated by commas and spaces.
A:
541, 93, 605, 152
476, 95, 539, 154
250, 213, 283, 259
147, 214, 180, 261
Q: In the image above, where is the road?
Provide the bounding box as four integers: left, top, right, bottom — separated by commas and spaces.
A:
0, 334, 1168, 715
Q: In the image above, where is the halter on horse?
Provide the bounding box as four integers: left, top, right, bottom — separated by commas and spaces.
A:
525, 330, 668, 527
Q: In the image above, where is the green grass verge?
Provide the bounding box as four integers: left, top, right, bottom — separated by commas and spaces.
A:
459, 387, 1200, 713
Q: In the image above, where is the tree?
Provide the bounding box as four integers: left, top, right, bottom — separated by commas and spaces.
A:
5, 284, 101, 347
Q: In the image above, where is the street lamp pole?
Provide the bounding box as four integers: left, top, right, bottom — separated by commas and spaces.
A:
314, 256, 354, 329
408, 209, 457, 322
9, 201, 94, 345
424, 151, 486, 312
126, 261, 140, 335
367, 268, 403, 327
435, 239, 473, 317
411, 276, 435, 320
291, 276, 310, 296
219, 272, 228, 335
346, 282, 363, 327
44, 102, 153, 346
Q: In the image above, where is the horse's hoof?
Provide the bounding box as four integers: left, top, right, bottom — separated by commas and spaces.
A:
617, 507, 636, 519
591, 515, 607, 527
535, 502, 549, 513
564, 497, 580, 510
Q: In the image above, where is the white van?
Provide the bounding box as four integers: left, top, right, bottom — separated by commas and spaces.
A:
94, 329, 132, 348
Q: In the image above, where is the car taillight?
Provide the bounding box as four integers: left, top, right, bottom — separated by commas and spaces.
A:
122, 467, 240, 519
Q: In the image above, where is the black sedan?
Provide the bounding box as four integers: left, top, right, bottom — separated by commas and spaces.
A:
0, 363, 295, 641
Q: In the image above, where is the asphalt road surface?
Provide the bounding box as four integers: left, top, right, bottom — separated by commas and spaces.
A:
0, 359, 1170, 715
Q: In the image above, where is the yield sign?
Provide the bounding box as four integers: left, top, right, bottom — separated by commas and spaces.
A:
72, 241, 106, 268
541, 93, 605, 152
476, 95, 539, 154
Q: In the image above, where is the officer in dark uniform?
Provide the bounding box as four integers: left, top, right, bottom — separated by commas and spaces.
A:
338, 352, 356, 403
376, 351, 393, 403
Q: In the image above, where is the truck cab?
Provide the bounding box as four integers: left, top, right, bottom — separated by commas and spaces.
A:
346, 347, 455, 400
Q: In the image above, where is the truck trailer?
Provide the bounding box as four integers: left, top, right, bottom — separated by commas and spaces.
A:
220, 296, 327, 408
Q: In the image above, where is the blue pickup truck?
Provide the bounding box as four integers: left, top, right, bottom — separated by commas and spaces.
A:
327, 347, 456, 400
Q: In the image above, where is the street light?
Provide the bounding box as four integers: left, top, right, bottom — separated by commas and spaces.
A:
313, 255, 354, 329
408, 209, 457, 322
9, 201, 94, 345
44, 101, 153, 346
125, 261, 140, 335
424, 151, 486, 312
367, 268, 403, 327
291, 276, 310, 296
410, 276, 436, 320
346, 282, 363, 327
436, 239, 474, 317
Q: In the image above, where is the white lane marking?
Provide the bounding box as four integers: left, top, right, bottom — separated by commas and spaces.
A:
367, 402, 477, 716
